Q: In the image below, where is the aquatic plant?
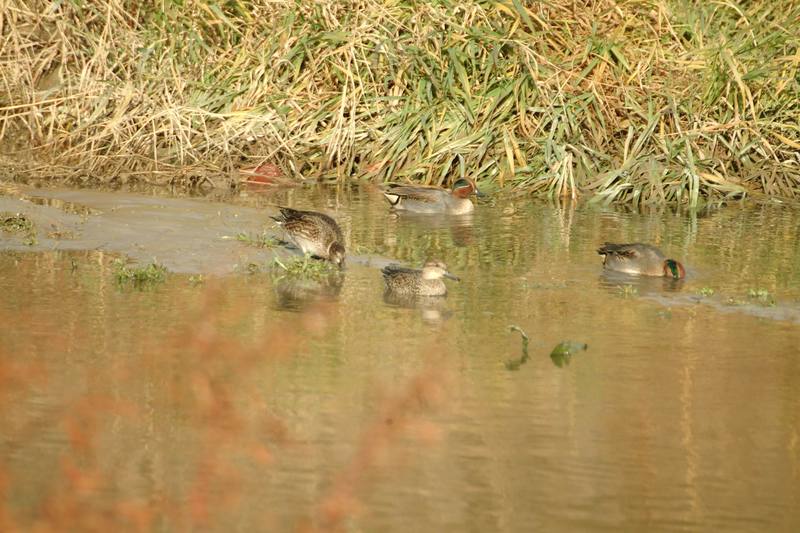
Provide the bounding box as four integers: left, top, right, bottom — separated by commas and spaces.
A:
725, 296, 748, 306
1, 1, 798, 205
550, 341, 588, 368
112, 259, 168, 288
0, 212, 33, 233
271, 255, 339, 281
0, 212, 37, 245
235, 232, 279, 249
697, 287, 715, 297
747, 288, 776, 306
617, 284, 639, 298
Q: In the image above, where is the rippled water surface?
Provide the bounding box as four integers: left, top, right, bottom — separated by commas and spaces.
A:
1, 184, 799, 531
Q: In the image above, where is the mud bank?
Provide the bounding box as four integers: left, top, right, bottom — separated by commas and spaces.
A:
0, 184, 300, 275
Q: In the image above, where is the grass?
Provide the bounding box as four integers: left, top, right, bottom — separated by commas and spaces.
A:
0, 1, 798, 205
697, 287, 715, 297
271, 255, 339, 281
748, 287, 776, 306
1, 211, 37, 245
235, 231, 279, 249
112, 259, 168, 288
0, 212, 33, 233
617, 284, 639, 298
724, 288, 776, 307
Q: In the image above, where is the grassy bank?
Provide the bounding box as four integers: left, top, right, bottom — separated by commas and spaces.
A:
1, 0, 798, 206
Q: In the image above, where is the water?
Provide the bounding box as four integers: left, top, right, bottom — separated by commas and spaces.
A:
1, 183, 799, 531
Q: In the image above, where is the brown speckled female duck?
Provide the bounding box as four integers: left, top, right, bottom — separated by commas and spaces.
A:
381, 260, 460, 296
271, 207, 345, 267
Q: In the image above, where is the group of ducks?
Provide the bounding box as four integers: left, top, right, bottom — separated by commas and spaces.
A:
271, 178, 686, 297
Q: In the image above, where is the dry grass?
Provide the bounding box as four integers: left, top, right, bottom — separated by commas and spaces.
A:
0, 0, 798, 205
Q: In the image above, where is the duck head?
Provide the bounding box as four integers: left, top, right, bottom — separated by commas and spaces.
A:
452, 178, 484, 198
663, 259, 685, 279
328, 242, 346, 268
422, 260, 460, 281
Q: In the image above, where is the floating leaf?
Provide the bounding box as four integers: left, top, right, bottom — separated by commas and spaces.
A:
550, 341, 588, 368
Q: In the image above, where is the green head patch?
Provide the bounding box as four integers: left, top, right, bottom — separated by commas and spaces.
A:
664, 259, 684, 279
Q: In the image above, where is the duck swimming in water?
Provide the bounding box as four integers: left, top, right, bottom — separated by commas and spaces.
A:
597, 242, 685, 279
382, 178, 483, 215
381, 260, 461, 296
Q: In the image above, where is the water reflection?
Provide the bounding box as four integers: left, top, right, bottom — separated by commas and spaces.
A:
2, 184, 800, 532
382, 291, 453, 323
273, 273, 344, 311
598, 270, 687, 294
387, 211, 477, 248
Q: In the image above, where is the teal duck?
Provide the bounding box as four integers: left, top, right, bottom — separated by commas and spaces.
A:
381, 260, 460, 296
271, 207, 345, 267
597, 242, 685, 279
382, 178, 483, 215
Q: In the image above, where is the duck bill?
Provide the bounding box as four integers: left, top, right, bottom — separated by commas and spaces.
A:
444, 272, 461, 281
474, 188, 486, 197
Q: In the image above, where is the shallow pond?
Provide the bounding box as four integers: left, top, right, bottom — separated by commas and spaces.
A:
1, 183, 799, 531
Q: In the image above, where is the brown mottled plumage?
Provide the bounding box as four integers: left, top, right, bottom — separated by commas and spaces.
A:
381, 260, 460, 296
271, 207, 345, 267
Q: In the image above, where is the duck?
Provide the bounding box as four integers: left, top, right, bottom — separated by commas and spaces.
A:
382, 178, 483, 214
381, 260, 460, 296
270, 207, 346, 267
597, 242, 685, 279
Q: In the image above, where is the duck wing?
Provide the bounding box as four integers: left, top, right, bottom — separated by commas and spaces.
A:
272, 207, 343, 241
382, 185, 445, 205
597, 242, 667, 273
305, 211, 344, 241
597, 242, 642, 258
381, 264, 419, 277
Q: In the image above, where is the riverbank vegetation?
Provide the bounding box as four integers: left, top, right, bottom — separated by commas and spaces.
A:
1, 0, 798, 206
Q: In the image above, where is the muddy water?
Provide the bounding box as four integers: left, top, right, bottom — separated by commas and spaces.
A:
1, 184, 799, 531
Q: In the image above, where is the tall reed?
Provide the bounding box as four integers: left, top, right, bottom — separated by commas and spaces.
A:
1, 0, 798, 206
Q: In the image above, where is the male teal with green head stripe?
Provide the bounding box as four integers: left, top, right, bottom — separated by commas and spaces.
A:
597, 243, 686, 279
382, 178, 483, 215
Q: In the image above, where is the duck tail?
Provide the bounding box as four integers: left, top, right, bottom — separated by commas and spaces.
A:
597, 243, 630, 256
270, 206, 299, 223
381, 264, 401, 278
597, 242, 616, 255
382, 191, 401, 206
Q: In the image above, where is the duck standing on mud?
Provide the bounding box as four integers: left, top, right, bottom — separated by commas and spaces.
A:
271, 207, 346, 267
597, 242, 685, 279
382, 178, 483, 215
